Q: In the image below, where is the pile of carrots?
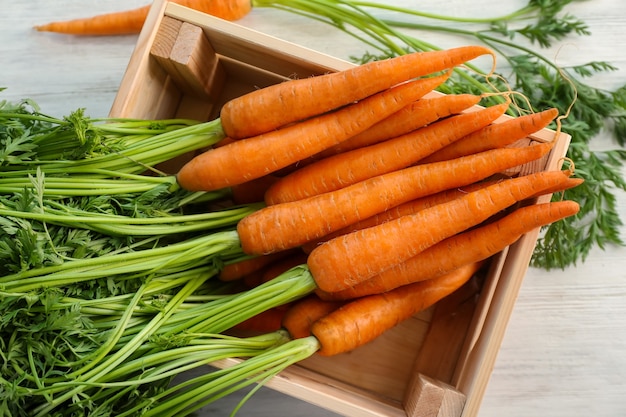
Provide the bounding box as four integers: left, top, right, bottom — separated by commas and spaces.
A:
162, 45, 580, 357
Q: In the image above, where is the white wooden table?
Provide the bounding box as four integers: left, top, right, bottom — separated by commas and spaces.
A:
2, 1, 625, 416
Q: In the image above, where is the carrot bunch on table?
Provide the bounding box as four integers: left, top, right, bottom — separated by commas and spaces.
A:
171, 46, 581, 356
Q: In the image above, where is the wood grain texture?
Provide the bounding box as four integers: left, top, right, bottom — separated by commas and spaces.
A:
2, 1, 625, 416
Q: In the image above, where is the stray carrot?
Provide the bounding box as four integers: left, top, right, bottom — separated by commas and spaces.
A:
177, 77, 444, 192
34, 0, 252, 35
220, 46, 495, 139
419, 108, 559, 164
314, 93, 482, 159
311, 262, 484, 356
281, 294, 346, 340
237, 141, 554, 255
318, 199, 581, 300
265, 102, 510, 205
307, 168, 574, 293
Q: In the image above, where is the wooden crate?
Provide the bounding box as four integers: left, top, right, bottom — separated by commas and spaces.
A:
109, 1, 571, 416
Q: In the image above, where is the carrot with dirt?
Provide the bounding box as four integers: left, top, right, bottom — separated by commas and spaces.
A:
281, 294, 345, 339
34, 0, 253, 35
220, 45, 495, 139
318, 199, 581, 301
419, 108, 559, 164
237, 141, 554, 255
177, 77, 444, 192
311, 261, 485, 356
314, 93, 482, 159
265, 101, 510, 205
307, 168, 576, 293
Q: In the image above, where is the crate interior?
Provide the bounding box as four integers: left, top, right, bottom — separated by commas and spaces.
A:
109, 3, 571, 416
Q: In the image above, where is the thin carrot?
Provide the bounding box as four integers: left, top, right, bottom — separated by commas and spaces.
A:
229, 307, 286, 333
265, 102, 510, 205
177, 77, 444, 192
237, 141, 554, 255
307, 168, 574, 293
314, 93, 482, 159
34, 0, 252, 35
260, 252, 310, 283
318, 199, 581, 300
220, 46, 495, 139
419, 108, 559, 164
218, 251, 292, 282
230, 175, 280, 204
311, 262, 484, 356
281, 294, 345, 340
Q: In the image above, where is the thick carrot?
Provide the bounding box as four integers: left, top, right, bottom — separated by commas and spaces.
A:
220, 46, 495, 139
311, 262, 484, 356
265, 102, 509, 205
281, 294, 346, 340
307, 168, 574, 293
419, 108, 559, 164
177, 78, 443, 192
34, 0, 252, 35
237, 141, 554, 255
300, 179, 501, 253
314, 93, 482, 159
318, 199, 581, 300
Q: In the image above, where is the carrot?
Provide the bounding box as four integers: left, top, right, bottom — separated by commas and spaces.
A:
34, 0, 252, 35
281, 294, 346, 340
218, 251, 293, 282
307, 168, 574, 293
311, 261, 484, 356
264, 102, 510, 205
419, 108, 559, 164
220, 46, 495, 139
177, 77, 445, 192
229, 307, 286, 333
237, 141, 554, 255
314, 93, 482, 159
230, 175, 280, 204
318, 199, 581, 300
260, 252, 310, 283
300, 179, 501, 253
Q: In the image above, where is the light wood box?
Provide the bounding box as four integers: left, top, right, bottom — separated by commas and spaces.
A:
109, 1, 571, 416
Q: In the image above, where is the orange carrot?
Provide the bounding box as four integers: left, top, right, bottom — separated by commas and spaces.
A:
419, 108, 559, 164
281, 294, 346, 340
177, 77, 444, 192
34, 0, 252, 35
220, 46, 495, 139
314, 93, 482, 159
300, 179, 501, 253
307, 168, 574, 293
237, 141, 554, 255
229, 307, 286, 333
311, 262, 484, 356
218, 251, 292, 282
260, 252, 310, 283
230, 175, 280, 204
265, 102, 509, 205
318, 199, 581, 300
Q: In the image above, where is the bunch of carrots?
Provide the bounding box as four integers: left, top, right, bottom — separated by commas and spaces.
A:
4, 44, 582, 414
